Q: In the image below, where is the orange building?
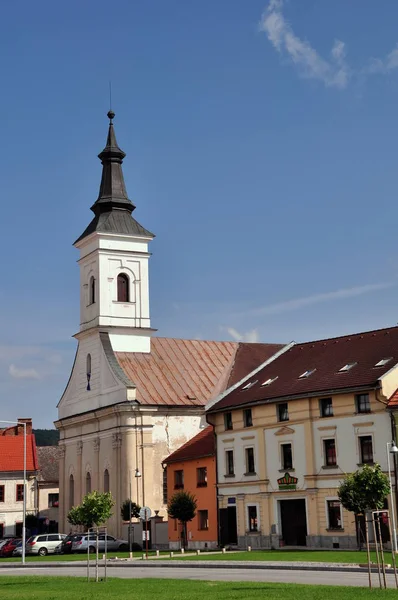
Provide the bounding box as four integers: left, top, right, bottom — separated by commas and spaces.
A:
163, 427, 218, 550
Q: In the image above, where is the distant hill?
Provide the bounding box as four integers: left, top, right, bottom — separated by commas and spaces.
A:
33, 429, 60, 447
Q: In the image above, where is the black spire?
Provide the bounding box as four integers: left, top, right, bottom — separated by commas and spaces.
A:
91, 110, 135, 215
74, 112, 154, 245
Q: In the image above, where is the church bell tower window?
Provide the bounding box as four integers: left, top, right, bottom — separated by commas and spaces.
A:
117, 273, 130, 302
86, 354, 91, 391
89, 276, 96, 305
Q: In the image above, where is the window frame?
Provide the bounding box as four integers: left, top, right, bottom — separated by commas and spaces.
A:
117, 273, 130, 303
359, 435, 374, 465
89, 276, 96, 305
323, 438, 337, 467
243, 408, 253, 428
0, 485, 4, 503
245, 447, 256, 475
247, 505, 259, 532
104, 469, 110, 493
281, 443, 293, 470
174, 469, 184, 490
326, 499, 343, 530
224, 412, 233, 431
196, 466, 208, 488
162, 468, 168, 504
356, 393, 371, 414
48, 493, 59, 508
225, 449, 235, 476
16, 484, 24, 502
198, 509, 209, 531
320, 397, 333, 418
86, 472, 91, 494
277, 403, 289, 422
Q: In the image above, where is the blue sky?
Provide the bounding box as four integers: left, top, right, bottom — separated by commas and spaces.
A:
1, 0, 398, 426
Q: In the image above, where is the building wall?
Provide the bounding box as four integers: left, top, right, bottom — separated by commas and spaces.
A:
38, 484, 59, 529
57, 405, 205, 537
0, 474, 37, 537
211, 390, 393, 549
166, 454, 217, 550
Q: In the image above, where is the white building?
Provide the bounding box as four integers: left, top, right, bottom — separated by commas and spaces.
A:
55, 111, 282, 537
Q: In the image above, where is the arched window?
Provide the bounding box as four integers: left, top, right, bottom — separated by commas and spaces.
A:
89, 276, 96, 305
104, 469, 110, 493
69, 474, 74, 509
86, 472, 91, 494
117, 273, 130, 302
86, 354, 91, 391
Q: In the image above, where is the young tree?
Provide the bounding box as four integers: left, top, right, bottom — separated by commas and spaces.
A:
67, 492, 115, 529
338, 464, 390, 587
167, 491, 197, 549
120, 500, 141, 522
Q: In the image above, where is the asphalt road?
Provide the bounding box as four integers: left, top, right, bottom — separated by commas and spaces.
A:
0, 565, 397, 588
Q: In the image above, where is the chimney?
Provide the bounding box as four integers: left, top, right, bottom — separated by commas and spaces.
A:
17, 418, 32, 435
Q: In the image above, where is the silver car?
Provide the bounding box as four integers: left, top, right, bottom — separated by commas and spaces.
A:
72, 534, 128, 553
26, 534, 67, 556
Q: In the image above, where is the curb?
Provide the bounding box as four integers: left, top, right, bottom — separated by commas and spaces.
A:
0, 560, 396, 575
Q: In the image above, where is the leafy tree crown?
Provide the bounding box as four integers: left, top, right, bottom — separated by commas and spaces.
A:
338, 464, 390, 514
120, 500, 141, 521
167, 491, 197, 523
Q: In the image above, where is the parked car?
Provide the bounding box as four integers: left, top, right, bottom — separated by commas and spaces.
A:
72, 534, 129, 553
12, 541, 23, 557
26, 534, 67, 556
0, 539, 21, 557
57, 533, 80, 555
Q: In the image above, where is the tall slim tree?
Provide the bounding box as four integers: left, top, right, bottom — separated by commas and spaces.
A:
167, 491, 197, 549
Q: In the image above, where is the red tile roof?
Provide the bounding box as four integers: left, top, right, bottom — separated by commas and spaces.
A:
163, 426, 215, 464
116, 337, 283, 406
0, 434, 38, 472
209, 326, 398, 413
388, 389, 398, 407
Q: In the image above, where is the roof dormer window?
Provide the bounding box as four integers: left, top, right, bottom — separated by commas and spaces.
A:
298, 369, 316, 379
242, 380, 258, 391
338, 362, 357, 373
374, 358, 393, 368
261, 376, 278, 387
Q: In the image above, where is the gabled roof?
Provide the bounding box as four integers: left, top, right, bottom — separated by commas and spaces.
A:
208, 326, 398, 413
115, 337, 283, 407
37, 446, 61, 482
163, 426, 215, 464
0, 435, 38, 472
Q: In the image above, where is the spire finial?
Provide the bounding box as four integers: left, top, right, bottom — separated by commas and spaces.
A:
107, 109, 115, 121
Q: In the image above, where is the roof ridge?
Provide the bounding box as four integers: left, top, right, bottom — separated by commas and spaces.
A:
297, 325, 398, 347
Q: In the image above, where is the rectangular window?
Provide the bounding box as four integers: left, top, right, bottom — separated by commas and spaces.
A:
0, 524, 3, 538
16, 484, 24, 502
360, 436, 374, 464
281, 443, 293, 470
356, 393, 371, 414
277, 403, 289, 422
226, 450, 234, 476
248, 506, 258, 532
174, 470, 184, 489
327, 500, 342, 529
243, 408, 253, 427
320, 398, 333, 418
224, 412, 233, 431
163, 468, 168, 504
0, 485, 4, 503
48, 493, 59, 508
15, 522, 23, 537
245, 447, 255, 474
197, 467, 207, 487
324, 439, 337, 466
198, 510, 209, 530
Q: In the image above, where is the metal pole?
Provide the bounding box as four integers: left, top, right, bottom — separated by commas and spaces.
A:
22, 423, 26, 565
145, 510, 148, 560
387, 442, 398, 553
129, 479, 132, 560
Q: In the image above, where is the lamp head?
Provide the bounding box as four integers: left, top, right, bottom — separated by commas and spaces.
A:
135, 468, 142, 478
390, 441, 398, 454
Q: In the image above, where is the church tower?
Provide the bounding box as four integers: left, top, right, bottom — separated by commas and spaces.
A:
75, 110, 154, 352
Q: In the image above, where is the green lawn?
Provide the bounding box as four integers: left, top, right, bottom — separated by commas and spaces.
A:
174, 549, 395, 564
0, 577, 395, 599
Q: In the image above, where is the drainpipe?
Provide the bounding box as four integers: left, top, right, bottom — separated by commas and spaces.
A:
390, 411, 398, 535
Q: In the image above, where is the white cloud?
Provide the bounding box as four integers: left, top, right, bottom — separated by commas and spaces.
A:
260, 1, 398, 88
225, 327, 260, 343
260, 0, 350, 89
244, 282, 394, 318
9, 364, 40, 381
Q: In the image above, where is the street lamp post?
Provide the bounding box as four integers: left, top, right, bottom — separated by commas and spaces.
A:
128, 468, 141, 560
0, 420, 27, 564
386, 441, 398, 554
